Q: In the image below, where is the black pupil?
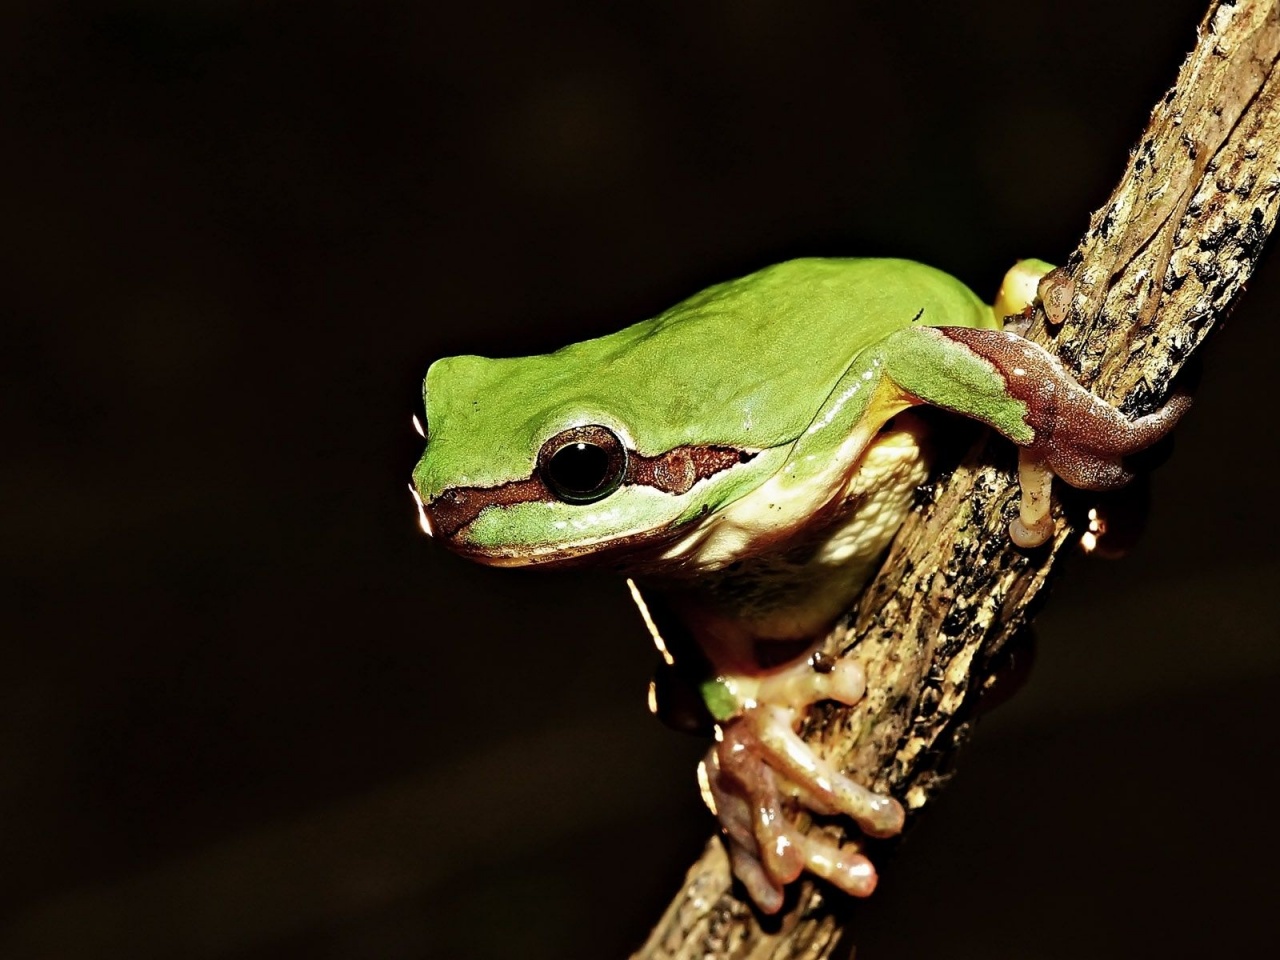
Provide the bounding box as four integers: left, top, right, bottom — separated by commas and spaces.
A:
548, 442, 610, 495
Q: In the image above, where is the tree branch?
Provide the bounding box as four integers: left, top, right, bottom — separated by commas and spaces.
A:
633, 2, 1280, 956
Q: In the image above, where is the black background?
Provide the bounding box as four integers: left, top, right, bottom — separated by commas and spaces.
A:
4, 1, 1278, 958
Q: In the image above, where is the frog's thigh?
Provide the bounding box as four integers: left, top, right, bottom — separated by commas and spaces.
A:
877, 326, 1034, 443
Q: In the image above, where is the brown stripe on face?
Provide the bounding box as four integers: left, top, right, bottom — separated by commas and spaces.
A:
627, 445, 754, 496
428, 443, 757, 539
429, 475, 549, 541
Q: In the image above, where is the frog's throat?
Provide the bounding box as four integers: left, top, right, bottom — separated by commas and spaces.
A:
426, 443, 758, 542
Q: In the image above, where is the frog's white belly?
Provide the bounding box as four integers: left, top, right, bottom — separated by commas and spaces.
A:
658, 417, 931, 640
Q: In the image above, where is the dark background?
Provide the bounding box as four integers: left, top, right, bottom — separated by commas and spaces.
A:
4, 1, 1277, 958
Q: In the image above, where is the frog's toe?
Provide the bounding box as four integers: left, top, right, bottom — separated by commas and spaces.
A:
713, 722, 806, 879
702, 737, 791, 912
1010, 450, 1056, 548
1113, 392, 1193, 455
704, 734, 881, 910
748, 704, 905, 837
796, 832, 878, 897
727, 842, 786, 914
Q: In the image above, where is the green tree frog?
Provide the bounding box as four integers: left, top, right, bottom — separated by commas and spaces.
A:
409, 258, 1187, 913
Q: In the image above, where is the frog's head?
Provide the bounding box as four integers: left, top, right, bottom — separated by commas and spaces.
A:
409, 260, 903, 567
410, 347, 789, 568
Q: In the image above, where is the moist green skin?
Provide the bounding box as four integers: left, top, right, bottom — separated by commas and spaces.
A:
412, 258, 994, 501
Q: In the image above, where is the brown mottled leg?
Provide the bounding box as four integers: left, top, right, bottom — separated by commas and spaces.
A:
937, 327, 1190, 545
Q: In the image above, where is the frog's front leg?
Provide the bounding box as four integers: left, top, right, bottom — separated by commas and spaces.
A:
699, 655, 903, 913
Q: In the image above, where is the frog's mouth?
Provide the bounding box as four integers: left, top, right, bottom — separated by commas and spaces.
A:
443, 524, 684, 570
424, 495, 711, 571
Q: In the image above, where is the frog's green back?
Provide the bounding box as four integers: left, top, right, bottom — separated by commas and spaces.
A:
419, 258, 993, 493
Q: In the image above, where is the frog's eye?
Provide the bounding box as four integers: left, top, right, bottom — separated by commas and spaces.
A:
538, 425, 627, 504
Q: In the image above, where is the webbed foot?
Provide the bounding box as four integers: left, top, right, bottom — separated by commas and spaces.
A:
698, 655, 904, 913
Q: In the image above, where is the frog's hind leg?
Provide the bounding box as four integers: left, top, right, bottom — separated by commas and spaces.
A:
701, 656, 902, 913
876, 324, 1190, 547
704, 723, 883, 913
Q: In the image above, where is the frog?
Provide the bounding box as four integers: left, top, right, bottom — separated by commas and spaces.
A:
408, 257, 1188, 913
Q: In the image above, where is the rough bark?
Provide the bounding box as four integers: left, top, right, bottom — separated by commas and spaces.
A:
632, 2, 1280, 957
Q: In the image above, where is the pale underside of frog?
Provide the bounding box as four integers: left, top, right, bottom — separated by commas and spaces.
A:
410, 258, 1187, 913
